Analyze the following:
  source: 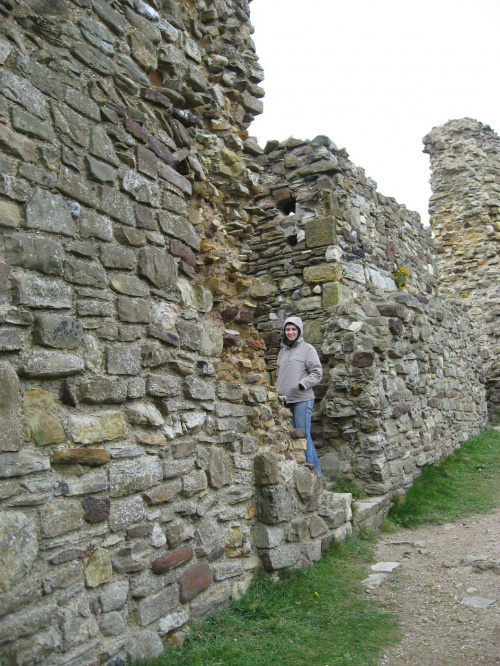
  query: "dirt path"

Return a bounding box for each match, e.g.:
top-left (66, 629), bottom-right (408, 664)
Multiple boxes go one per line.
top-left (369, 510), bottom-right (500, 665)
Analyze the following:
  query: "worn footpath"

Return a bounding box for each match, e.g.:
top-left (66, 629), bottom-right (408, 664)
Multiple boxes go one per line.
top-left (368, 509), bottom-right (500, 665)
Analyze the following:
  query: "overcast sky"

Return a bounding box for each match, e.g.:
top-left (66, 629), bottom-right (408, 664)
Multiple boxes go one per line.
top-left (249, 0), bottom-right (500, 224)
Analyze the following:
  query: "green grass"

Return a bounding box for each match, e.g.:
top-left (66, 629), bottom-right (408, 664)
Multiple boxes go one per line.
top-left (389, 428), bottom-right (500, 528)
top-left (134, 538), bottom-right (400, 666)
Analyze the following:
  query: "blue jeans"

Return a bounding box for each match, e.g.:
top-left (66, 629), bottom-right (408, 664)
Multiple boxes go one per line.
top-left (289, 399), bottom-right (321, 473)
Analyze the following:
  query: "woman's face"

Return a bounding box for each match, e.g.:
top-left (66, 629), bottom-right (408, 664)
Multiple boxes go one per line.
top-left (284, 324), bottom-right (300, 341)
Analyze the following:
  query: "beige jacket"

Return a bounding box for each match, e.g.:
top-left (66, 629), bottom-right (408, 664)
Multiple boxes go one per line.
top-left (276, 316), bottom-right (323, 404)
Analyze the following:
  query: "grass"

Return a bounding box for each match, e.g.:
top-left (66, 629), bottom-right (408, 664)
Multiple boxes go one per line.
top-left (389, 427), bottom-right (500, 528)
top-left (134, 538), bottom-right (400, 666)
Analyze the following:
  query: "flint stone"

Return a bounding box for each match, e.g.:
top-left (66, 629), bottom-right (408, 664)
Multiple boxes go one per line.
top-left (0, 451), bottom-right (50, 478)
top-left (82, 496), bottom-right (111, 523)
top-left (158, 163), bottom-right (192, 195)
top-left (111, 275), bottom-right (150, 297)
top-left (147, 373), bottom-right (182, 397)
top-left (0, 511), bottom-right (38, 592)
top-left (255, 452), bottom-right (280, 486)
top-left (69, 412), bottom-right (128, 444)
top-left (138, 246), bottom-right (178, 290)
top-left (136, 584), bottom-right (180, 626)
top-left (179, 561), bottom-right (211, 603)
top-left (34, 314), bottom-right (82, 349)
top-left (158, 611), bottom-right (189, 635)
top-left (19, 351), bottom-right (84, 378)
top-left (217, 382), bottom-right (243, 402)
top-left (352, 352), bottom-right (375, 368)
top-left (377, 304), bottom-right (406, 319)
top-left (158, 211), bottom-right (200, 251)
top-left (308, 515), bottom-right (329, 538)
top-left (366, 268), bottom-right (396, 292)
top-left (249, 276), bottom-right (277, 299)
top-left (126, 629), bottom-right (164, 660)
top-left (100, 580), bottom-right (129, 612)
top-left (78, 18), bottom-right (115, 55)
top-left (294, 466), bottom-right (316, 500)
top-left (25, 187), bottom-right (74, 236)
top-left (0, 578), bottom-right (41, 617)
top-left (208, 448), bottom-right (232, 489)
top-left (4, 233), bottom-right (63, 275)
top-left (39, 500), bottom-right (83, 538)
top-left (86, 155), bottom-right (117, 183)
top-left (11, 107), bottom-right (57, 144)
top-left (212, 562), bottom-right (244, 581)
top-left (122, 170), bottom-right (160, 207)
top-left (101, 245), bottom-right (136, 270)
top-left (109, 495), bottom-right (144, 532)
top-left (143, 479), bottom-right (182, 504)
top-left (152, 545), bottom-right (194, 574)
top-left (0, 71), bottom-right (48, 119)
top-left (0, 327), bottom-right (23, 352)
top-left (112, 540), bottom-right (153, 573)
top-left (118, 296), bottom-right (151, 323)
top-left (194, 518), bottom-right (227, 557)
top-left (182, 470), bottom-right (208, 496)
top-left (262, 544), bottom-right (302, 571)
top-left (190, 581), bottom-right (231, 619)
top-left (65, 257), bottom-right (107, 287)
top-left (258, 486), bottom-right (298, 525)
top-left (100, 185), bottom-right (135, 226)
top-left (23, 389), bottom-right (66, 446)
top-left (13, 275), bottom-right (72, 309)
top-left (60, 469), bottom-right (108, 496)
top-left (98, 608), bottom-right (128, 636)
top-left (252, 524), bottom-right (284, 549)
top-left (177, 277), bottom-right (213, 312)
top-left (109, 457), bottom-right (163, 497)
top-left (78, 376), bottom-right (128, 404)
top-left (107, 346), bottom-right (142, 375)
top-left (0, 603), bottom-right (56, 646)
top-left (0, 361), bottom-right (21, 452)
top-left (71, 41), bottom-right (114, 75)
top-left (176, 321), bottom-right (202, 351)
top-left (171, 440), bottom-right (196, 459)
top-left (85, 547), bottom-right (112, 587)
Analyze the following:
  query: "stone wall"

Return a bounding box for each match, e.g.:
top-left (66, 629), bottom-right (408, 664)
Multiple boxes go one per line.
top-left (0, 0), bottom-right (492, 663)
top-left (0, 0), bottom-right (353, 663)
top-left (244, 135), bottom-right (488, 490)
top-left (424, 118), bottom-right (500, 417)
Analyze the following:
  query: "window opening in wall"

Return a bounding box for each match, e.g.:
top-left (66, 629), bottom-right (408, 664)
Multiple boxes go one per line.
top-left (278, 197), bottom-right (296, 216)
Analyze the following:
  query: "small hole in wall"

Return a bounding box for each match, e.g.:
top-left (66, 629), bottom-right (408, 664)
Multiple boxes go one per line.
top-left (278, 198), bottom-right (296, 216)
top-left (287, 234), bottom-right (298, 247)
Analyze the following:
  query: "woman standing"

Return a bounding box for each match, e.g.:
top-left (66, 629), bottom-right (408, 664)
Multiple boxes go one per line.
top-left (276, 316), bottom-right (323, 473)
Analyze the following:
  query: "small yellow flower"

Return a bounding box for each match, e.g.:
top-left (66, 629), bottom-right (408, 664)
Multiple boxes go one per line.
top-left (393, 266), bottom-right (410, 290)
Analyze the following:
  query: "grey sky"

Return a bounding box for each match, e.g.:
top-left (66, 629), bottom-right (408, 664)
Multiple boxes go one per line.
top-left (249, 0), bottom-right (500, 224)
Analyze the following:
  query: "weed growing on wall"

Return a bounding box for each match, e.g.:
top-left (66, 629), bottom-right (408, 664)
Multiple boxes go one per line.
top-left (392, 266), bottom-right (410, 290)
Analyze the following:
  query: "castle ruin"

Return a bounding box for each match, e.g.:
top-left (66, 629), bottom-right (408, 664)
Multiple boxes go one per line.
top-left (0, 0), bottom-right (497, 663)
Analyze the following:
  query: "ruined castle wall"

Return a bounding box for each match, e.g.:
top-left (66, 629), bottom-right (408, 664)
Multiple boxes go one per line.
top-left (423, 118), bottom-right (500, 417)
top-left (244, 136), bottom-right (488, 492)
top-left (0, 1), bottom-right (352, 664)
